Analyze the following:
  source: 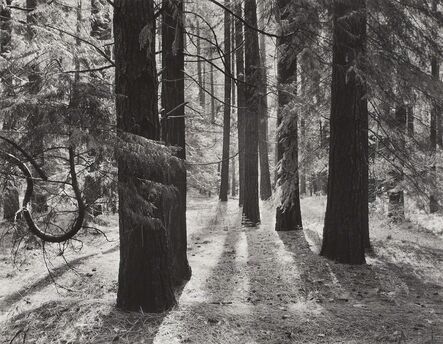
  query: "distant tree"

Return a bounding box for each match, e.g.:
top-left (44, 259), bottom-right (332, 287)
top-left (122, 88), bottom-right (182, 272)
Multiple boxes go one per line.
top-left (115, 0), bottom-right (176, 312)
top-left (243, 0), bottom-right (260, 224)
top-left (234, 1), bottom-right (246, 206)
top-left (275, 0), bottom-right (302, 232)
top-left (161, 0), bottom-right (191, 285)
top-left (257, 0), bottom-right (272, 201)
top-left (320, 0), bottom-right (367, 265)
top-left (219, 0), bottom-right (231, 202)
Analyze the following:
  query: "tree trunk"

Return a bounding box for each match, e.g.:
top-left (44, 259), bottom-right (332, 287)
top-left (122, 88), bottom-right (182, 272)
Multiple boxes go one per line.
top-left (275, 0), bottom-right (302, 232)
top-left (210, 48), bottom-right (216, 123)
top-left (219, 0), bottom-right (231, 202)
top-left (234, 1), bottom-right (246, 207)
top-left (231, 157), bottom-right (237, 197)
top-left (320, 0), bottom-right (367, 265)
top-left (161, 0), bottom-right (191, 285)
top-left (196, 20), bottom-right (205, 108)
top-left (257, 0), bottom-right (272, 201)
top-left (115, 0), bottom-right (175, 313)
top-left (242, 0), bottom-right (260, 225)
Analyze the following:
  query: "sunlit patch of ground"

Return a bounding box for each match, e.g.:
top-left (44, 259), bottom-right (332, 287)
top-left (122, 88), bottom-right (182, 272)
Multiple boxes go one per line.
top-left (1, 196), bottom-right (442, 343)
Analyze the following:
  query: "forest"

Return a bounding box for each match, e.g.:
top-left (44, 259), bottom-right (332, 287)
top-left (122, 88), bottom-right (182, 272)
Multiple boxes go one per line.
top-left (0, 0), bottom-right (442, 343)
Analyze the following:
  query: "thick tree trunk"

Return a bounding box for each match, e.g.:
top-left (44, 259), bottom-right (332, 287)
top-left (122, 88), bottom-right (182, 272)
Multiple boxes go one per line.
top-left (115, 0), bottom-right (175, 313)
top-left (257, 0), bottom-right (272, 201)
top-left (320, 0), bottom-right (367, 265)
top-left (219, 0), bottom-right (231, 202)
top-left (231, 157), bottom-right (237, 197)
top-left (161, 0), bottom-right (191, 285)
top-left (242, 0), bottom-right (260, 225)
top-left (275, 0), bottom-right (302, 232)
top-left (235, 2), bottom-right (246, 207)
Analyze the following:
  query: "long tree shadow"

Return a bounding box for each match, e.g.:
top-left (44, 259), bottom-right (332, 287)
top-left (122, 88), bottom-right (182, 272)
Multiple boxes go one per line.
top-left (277, 229), bottom-right (443, 343)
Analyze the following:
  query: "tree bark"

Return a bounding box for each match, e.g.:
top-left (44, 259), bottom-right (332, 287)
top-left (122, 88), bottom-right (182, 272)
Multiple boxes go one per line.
top-left (219, 0), bottom-right (231, 202)
top-left (161, 0), bottom-right (191, 285)
top-left (242, 0), bottom-right (260, 225)
top-left (257, 0), bottom-right (272, 201)
top-left (234, 1), bottom-right (246, 207)
top-left (115, 0), bottom-right (175, 312)
top-left (320, 0), bottom-right (368, 265)
top-left (275, 0), bottom-right (302, 232)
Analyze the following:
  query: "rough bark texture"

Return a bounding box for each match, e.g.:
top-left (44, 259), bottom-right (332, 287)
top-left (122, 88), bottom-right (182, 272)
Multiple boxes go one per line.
top-left (210, 47), bottom-right (216, 123)
top-left (320, 0), bottom-right (367, 265)
top-left (275, 0), bottom-right (302, 232)
top-left (219, 0), bottom-right (231, 202)
top-left (257, 0), bottom-right (272, 201)
top-left (235, 2), bottom-right (246, 207)
top-left (115, 0), bottom-right (175, 313)
top-left (161, 0), bottom-right (191, 285)
top-left (242, 0), bottom-right (260, 225)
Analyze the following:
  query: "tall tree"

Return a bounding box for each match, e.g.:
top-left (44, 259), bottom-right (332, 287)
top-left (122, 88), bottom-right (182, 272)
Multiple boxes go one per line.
top-left (196, 20), bottom-right (205, 108)
top-left (234, 1), bottom-right (246, 206)
top-left (320, 0), bottom-right (368, 265)
top-left (161, 0), bottom-right (191, 284)
top-left (275, 0), bottom-right (302, 232)
top-left (257, 0), bottom-right (272, 200)
top-left (242, 0), bottom-right (260, 224)
top-left (219, 0), bottom-right (231, 202)
top-left (115, 0), bottom-right (175, 312)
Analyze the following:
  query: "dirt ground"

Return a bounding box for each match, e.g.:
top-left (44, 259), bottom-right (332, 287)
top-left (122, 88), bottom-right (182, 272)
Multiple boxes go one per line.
top-left (0, 195), bottom-right (442, 343)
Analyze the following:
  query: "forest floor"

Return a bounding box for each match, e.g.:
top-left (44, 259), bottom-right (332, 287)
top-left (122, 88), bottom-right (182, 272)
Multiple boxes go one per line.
top-left (0, 195), bottom-right (442, 344)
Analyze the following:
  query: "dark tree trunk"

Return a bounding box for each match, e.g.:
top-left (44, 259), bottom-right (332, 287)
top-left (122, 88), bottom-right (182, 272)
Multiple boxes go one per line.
top-left (275, 0), bottom-right (302, 232)
top-left (242, 0), bottom-right (260, 225)
top-left (219, 0), bottom-right (231, 202)
top-left (115, 0), bottom-right (175, 313)
top-left (257, 0), bottom-right (272, 201)
top-left (234, 2), bottom-right (246, 207)
top-left (320, 0), bottom-right (367, 265)
top-left (161, 0), bottom-right (191, 285)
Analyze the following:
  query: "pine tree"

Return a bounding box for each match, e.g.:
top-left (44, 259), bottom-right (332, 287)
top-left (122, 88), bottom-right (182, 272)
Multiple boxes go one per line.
top-left (242, 0), bottom-right (260, 225)
top-left (320, 0), bottom-right (368, 265)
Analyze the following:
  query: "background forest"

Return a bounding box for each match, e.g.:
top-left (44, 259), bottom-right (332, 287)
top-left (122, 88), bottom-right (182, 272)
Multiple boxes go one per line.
top-left (0, 0), bottom-right (442, 343)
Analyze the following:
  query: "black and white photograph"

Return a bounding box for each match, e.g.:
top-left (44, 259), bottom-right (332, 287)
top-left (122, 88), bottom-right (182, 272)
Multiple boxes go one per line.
top-left (0, 0), bottom-right (442, 343)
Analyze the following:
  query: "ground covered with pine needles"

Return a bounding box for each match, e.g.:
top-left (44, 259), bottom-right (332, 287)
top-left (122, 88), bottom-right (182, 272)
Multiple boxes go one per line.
top-left (1, 195), bottom-right (442, 343)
